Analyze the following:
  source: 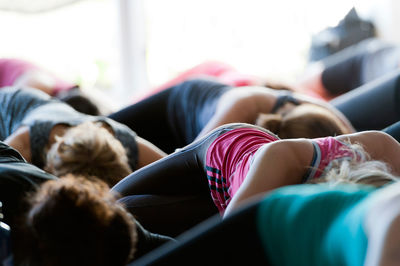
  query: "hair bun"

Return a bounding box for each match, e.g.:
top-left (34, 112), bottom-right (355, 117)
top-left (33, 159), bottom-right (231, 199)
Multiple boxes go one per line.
top-left (255, 113), bottom-right (282, 134)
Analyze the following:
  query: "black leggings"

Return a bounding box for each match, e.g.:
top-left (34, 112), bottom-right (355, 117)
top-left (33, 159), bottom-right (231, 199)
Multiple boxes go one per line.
top-left (109, 79), bottom-right (230, 154)
top-left (330, 70), bottom-right (400, 131)
top-left (383, 121), bottom-right (400, 143)
top-left (112, 124), bottom-right (243, 237)
top-left (108, 88), bottom-right (177, 154)
top-left (129, 200), bottom-right (268, 266)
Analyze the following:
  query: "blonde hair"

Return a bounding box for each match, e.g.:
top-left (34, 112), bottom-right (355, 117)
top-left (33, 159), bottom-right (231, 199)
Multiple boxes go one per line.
top-left (256, 104), bottom-right (351, 139)
top-left (309, 143), bottom-right (399, 188)
top-left (45, 121), bottom-right (132, 186)
top-left (20, 175), bottom-right (137, 266)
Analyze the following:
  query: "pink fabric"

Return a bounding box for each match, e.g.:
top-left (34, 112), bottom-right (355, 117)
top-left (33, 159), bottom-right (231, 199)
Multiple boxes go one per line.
top-left (307, 137), bottom-right (357, 180)
top-left (0, 58), bottom-right (75, 96)
top-left (206, 130), bottom-right (359, 214)
top-left (206, 127), bottom-right (279, 214)
top-left (0, 58), bottom-right (35, 86)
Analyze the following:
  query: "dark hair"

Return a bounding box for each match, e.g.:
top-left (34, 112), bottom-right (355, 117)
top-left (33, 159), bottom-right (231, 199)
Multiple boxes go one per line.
top-left (17, 175), bottom-right (137, 266)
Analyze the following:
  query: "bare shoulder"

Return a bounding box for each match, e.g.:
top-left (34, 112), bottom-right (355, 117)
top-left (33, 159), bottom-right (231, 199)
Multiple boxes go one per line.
top-left (223, 138), bottom-right (315, 216)
top-left (336, 131), bottom-right (400, 157)
top-left (221, 86), bottom-right (279, 112)
top-left (255, 138), bottom-right (315, 166)
top-left (336, 130), bottom-right (393, 143)
top-left (254, 139), bottom-right (314, 177)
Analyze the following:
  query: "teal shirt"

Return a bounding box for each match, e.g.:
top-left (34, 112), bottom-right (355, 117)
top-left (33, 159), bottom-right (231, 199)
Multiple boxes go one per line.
top-left (257, 184), bottom-right (376, 266)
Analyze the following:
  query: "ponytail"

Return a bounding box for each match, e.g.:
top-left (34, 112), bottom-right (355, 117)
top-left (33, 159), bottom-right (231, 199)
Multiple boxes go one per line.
top-left (255, 113), bottom-right (283, 135)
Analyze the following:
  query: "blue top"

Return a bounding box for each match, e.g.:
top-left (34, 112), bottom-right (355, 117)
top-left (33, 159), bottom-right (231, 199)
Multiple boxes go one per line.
top-left (0, 87), bottom-right (138, 169)
top-left (257, 184), bottom-right (376, 266)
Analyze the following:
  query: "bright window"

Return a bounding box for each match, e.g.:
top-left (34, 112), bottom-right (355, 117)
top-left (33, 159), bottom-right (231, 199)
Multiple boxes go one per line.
top-left (0, 0), bottom-right (362, 108)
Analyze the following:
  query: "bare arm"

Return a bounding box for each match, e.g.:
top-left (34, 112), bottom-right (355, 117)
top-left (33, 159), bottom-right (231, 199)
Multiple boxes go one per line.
top-left (336, 131), bottom-right (400, 175)
top-left (135, 136), bottom-right (167, 169)
top-left (3, 126), bottom-right (32, 162)
top-left (196, 86), bottom-right (279, 139)
top-left (223, 139), bottom-right (314, 217)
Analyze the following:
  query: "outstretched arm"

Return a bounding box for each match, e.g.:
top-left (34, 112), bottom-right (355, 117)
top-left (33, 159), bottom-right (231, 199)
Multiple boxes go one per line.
top-left (224, 139), bottom-right (314, 217)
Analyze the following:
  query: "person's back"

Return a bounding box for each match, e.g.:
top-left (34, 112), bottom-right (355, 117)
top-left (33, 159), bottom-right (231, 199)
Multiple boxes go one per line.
top-left (1, 87), bottom-right (140, 186)
top-left (0, 86), bottom-right (55, 140)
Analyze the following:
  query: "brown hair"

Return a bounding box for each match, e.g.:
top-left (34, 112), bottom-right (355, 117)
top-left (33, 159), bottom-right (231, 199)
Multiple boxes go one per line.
top-left (44, 121), bottom-right (132, 186)
top-left (255, 103), bottom-right (351, 139)
top-left (18, 175), bottom-right (137, 266)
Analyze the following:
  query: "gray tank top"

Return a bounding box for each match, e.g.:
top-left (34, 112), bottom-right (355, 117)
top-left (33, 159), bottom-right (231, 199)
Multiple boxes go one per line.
top-left (0, 87), bottom-right (138, 170)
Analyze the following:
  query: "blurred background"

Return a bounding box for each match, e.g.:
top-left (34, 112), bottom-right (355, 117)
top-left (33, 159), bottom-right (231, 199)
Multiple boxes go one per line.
top-left (0, 0), bottom-right (396, 109)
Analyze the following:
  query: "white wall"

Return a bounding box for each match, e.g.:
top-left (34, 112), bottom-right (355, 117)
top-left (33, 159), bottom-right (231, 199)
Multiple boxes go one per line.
top-left (115, 0), bottom-right (148, 105)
